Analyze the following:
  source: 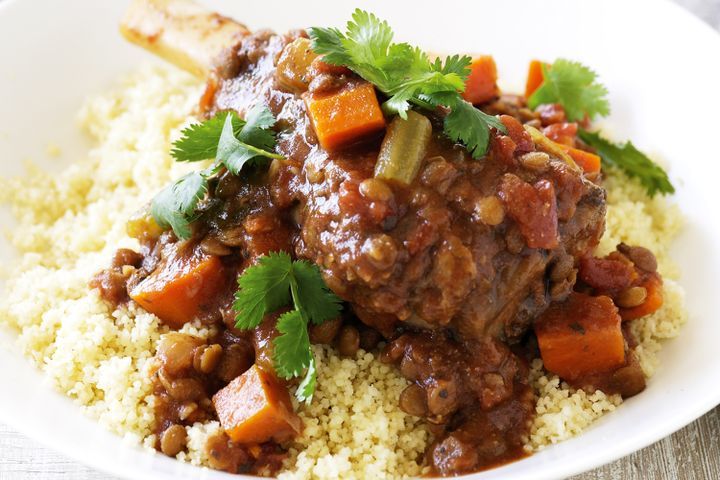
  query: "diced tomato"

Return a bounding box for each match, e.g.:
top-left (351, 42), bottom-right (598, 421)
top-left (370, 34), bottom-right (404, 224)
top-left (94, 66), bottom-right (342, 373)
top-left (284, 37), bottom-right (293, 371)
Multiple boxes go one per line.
top-left (498, 174), bottom-right (558, 249)
top-left (579, 255), bottom-right (636, 291)
top-left (543, 122), bottom-right (578, 147)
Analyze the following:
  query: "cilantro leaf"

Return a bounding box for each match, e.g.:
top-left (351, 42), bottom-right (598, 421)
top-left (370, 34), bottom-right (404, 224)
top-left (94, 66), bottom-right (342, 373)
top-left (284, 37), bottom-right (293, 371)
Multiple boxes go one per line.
top-left (578, 130), bottom-right (675, 196)
top-left (150, 171), bottom-right (209, 240)
top-left (528, 59), bottom-right (610, 122)
top-left (305, 26), bottom-right (351, 66)
top-left (296, 355), bottom-right (317, 404)
top-left (308, 9), bottom-right (504, 159)
top-left (153, 107), bottom-right (283, 239)
top-left (217, 110), bottom-right (283, 175)
top-left (443, 99), bottom-right (506, 158)
top-left (291, 260), bottom-right (343, 325)
top-left (273, 309), bottom-right (312, 379)
top-left (237, 105), bottom-right (278, 152)
top-left (433, 54), bottom-right (472, 80)
top-left (232, 252), bottom-right (342, 402)
top-left (171, 112), bottom-right (241, 162)
top-left (233, 252), bottom-right (293, 329)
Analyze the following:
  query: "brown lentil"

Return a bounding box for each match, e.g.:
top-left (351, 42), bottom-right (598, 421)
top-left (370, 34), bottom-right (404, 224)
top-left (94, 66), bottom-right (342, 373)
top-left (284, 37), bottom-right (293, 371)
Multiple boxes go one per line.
top-left (337, 325), bottom-right (360, 357)
top-left (309, 317), bottom-right (342, 345)
top-left (194, 344), bottom-right (223, 374)
top-left (618, 243), bottom-right (658, 273)
top-left (519, 151), bottom-right (551, 171)
top-left (359, 178), bottom-right (394, 203)
top-left (616, 286), bottom-right (648, 308)
top-left (475, 196), bottom-right (505, 226)
top-left (160, 424), bottom-right (188, 457)
top-left (399, 383), bottom-right (428, 416)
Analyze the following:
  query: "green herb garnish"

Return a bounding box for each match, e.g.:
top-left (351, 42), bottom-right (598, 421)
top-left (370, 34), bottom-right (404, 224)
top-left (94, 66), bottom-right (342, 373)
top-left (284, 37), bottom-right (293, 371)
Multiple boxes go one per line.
top-left (233, 252), bottom-right (342, 402)
top-left (527, 59), bottom-right (673, 195)
top-left (578, 130), bottom-right (675, 196)
top-left (527, 59), bottom-right (610, 122)
top-left (152, 106), bottom-right (282, 239)
top-left (308, 9), bottom-right (506, 158)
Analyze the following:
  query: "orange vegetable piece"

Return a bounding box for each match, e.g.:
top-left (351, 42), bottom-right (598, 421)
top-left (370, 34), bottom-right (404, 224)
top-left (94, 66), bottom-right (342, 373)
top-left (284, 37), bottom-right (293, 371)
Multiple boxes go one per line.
top-left (542, 130), bottom-right (602, 174)
top-left (304, 82), bottom-right (386, 151)
top-left (535, 292), bottom-right (626, 380)
top-left (129, 247), bottom-right (226, 329)
top-left (620, 274), bottom-right (664, 321)
top-left (566, 146), bottom-right (601, 173)
top-left (213, 365), bottom-right (302, 444)
top-left (462, 55), bottom-right (499, 105)
top-left (525, 59), bottom-right (547, 99)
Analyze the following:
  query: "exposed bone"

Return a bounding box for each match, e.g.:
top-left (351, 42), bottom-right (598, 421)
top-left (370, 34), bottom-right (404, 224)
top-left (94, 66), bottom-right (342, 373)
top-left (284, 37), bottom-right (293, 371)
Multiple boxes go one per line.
top-left (120, 0), bottom-right (249, 78)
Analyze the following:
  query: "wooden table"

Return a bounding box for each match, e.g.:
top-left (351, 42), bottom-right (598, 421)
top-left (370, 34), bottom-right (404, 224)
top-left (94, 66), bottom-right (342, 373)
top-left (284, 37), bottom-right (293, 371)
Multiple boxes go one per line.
top-left (2, 0), bottom-right (720, 478)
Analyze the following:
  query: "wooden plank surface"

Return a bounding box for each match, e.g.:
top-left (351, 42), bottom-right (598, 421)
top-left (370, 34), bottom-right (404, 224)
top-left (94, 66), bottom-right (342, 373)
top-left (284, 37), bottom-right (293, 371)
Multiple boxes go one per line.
top-left (2, 0), bottom-right (720, 479)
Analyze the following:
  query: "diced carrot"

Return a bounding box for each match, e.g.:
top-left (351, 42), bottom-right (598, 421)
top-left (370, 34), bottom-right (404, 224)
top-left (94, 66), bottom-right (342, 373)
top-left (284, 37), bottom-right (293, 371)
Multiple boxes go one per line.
top-left (525, 59), bottom-right (547, 99)
top-left (129, 247), bottom-right (226, 329)
top-left (212, 365), bottom-right (302, 444)
top-left (566, 146), bottom-right (601, 174)
top-left (542, 133), bottom-right (602, 174)
top-left (462, 55), bottom-right (499, 105)
top-left (535, 292), bottom-right (626, 380)
top-left (304, 82), bottom-right (386, 151)
top-left (620, 274), bottom-right (664, 321)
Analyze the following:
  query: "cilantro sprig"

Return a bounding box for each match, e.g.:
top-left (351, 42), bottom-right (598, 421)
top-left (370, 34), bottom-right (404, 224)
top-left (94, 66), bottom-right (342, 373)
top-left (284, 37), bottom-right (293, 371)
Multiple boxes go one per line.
top-left (527, 59), bottom-right (610, 122)
top-left (233, 252), bottom-right (342, 402)
top-left (308, 9), bottom-right (506, 158)
top-left (527, 58), bottom-right (673, 196)
top-left (152, 106), bottom-right (283, 239)
top-left (578, 130), bottom-right (675, 196)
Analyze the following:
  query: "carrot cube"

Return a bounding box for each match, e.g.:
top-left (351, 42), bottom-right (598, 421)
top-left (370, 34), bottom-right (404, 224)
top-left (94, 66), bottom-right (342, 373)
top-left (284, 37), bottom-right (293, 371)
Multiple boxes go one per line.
top-left (525, 59), bottom-right (547, 99)
top-left (304, 82), bottom-right (386, 151)
top-left (566, 146), bottom-right (601, 174)
top-left (535, 293), bottom-right (626, 380)
top-left (462, 55), bottom-right (499, 105)
top-left (212, 365), bottom-right (302, 444)
top-left (129, 248), bottom-right (226, 329)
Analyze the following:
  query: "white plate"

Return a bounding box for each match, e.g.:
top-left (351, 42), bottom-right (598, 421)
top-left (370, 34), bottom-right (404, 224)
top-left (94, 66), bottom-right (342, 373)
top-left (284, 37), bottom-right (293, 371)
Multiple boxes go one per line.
top-left (1, 0), bottom-right (720, 479)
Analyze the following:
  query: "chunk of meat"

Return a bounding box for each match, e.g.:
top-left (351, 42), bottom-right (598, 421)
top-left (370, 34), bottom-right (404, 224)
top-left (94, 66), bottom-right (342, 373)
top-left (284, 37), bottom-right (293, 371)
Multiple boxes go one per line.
top-left (212, 365), bottom-right (302, 444)
top-left (200, 29), bottom-right (607, 344)
top-left (129, 245), bottom-right (227, 329)
top-left (535, 292), bottom-right (625, 380)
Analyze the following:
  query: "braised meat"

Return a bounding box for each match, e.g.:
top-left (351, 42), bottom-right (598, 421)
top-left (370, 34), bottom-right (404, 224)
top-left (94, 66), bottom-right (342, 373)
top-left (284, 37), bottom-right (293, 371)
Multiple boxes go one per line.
top-left (203, 30), bottom-right (606, 342)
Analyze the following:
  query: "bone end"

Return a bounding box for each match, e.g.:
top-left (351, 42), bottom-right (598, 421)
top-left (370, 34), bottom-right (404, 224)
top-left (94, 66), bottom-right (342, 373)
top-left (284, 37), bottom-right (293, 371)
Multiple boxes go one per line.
top-left (120, 0), bottom-right (249, 78)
